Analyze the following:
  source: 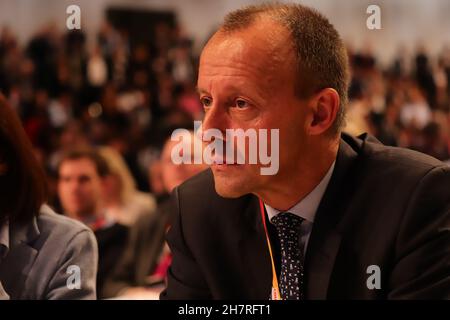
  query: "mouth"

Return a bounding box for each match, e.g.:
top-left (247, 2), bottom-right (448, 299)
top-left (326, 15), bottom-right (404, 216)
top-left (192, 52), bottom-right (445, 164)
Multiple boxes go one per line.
top-left (211, 161), bottom-right (242, 173)
top-left (210, 149), bottom-right (243, 166)
top-left (210, 155), bottom-right (240, 169)
top-left (212, 163), bottom-right (239, 167)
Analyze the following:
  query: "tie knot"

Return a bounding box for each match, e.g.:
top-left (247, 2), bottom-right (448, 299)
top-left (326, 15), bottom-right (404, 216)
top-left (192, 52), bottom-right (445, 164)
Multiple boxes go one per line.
top-left (271, 212), bottom-right (304, 230)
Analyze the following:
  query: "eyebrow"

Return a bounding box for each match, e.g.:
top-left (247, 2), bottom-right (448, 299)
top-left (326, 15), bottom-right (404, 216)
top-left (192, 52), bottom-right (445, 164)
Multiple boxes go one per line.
top-left (196, 86), bottom-right (208, 95)
top-left (195, 85), bottom-right (265, 104)
top-left (196, 86), bottom-right (242, 96)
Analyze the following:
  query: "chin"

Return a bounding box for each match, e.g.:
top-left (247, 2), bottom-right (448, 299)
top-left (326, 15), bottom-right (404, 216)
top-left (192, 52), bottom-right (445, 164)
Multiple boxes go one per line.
top-left (212, 174), bottom-right (252, 198)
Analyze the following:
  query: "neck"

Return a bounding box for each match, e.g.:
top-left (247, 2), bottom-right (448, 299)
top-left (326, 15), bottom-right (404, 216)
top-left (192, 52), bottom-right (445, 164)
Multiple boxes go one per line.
top-left (256, 139), bottom-right (338, 211)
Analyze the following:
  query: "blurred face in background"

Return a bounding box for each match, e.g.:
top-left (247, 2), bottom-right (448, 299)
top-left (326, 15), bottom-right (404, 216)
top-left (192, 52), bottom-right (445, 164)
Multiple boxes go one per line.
top-left (58, 158), bottom-right (103, 219)
top-left (161, 133), bottom-right (208, 193)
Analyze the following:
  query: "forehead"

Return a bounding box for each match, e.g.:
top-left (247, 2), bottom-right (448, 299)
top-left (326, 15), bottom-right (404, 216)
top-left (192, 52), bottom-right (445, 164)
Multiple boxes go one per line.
top-left (60, 158), bottom-right (98, 176)
top-left (199, 20), bottom-right (295, 85)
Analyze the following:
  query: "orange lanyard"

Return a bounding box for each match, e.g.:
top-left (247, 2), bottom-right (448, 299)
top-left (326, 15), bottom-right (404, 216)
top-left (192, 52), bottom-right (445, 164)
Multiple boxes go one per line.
top-left (259, 198), bottom-right (281, 300)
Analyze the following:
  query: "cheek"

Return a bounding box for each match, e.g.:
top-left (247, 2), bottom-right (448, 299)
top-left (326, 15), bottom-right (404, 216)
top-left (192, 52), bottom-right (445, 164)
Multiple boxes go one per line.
top-left (91, 184), bottom-right (103, 197)
top-left (109, 179), bottom-right (122, 193)
top-left (74, 183), bottom-right (95, 199)
top-left (277, 115), bottom-right (307, 163)
top-left (57, 184), bottom-right (67, 198)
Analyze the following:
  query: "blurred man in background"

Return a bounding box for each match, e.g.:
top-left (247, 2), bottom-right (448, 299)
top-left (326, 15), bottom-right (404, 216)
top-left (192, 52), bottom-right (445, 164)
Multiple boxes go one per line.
top-left (57, 149), bottom-right (128, 298)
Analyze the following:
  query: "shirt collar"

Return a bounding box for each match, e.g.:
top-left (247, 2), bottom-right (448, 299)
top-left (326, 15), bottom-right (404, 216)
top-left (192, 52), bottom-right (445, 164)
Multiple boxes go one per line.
top-left (264, 161), bottom-right (335, 223)
top-left (0, 220), bottom-right (10, 259)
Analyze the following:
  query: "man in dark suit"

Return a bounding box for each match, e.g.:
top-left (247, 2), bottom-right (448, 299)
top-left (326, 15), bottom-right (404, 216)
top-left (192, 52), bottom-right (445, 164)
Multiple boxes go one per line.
top-left (161, 3), bottom-right (450, 300)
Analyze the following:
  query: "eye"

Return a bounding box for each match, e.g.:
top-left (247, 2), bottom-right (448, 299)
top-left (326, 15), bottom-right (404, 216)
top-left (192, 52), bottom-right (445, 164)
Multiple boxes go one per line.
top-left (235, 99), bottom-right (249, 109)
top-left (200, 97), bottom-right (212, 108)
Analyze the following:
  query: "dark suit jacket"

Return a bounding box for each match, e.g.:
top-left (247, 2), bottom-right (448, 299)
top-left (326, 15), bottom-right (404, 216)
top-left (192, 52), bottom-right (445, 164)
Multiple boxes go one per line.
top-left (102, 199), bottom-right (172, 298)
top-left (94, 222), bottom-right (128, 299)
top-left (160, 133), bottom-right (450, 300)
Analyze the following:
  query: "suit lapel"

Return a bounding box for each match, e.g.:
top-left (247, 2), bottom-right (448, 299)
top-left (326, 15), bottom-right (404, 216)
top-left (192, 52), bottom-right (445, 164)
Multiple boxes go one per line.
top-left (304, 136), bottom-right (361, 299)
top-left (237, 196), bottom-right (272, 299)
top-left (0, 217), bottom-right (40, 299)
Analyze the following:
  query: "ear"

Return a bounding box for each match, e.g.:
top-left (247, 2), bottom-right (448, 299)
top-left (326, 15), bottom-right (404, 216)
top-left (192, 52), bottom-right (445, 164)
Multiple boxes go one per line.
top-left (306, 88), bottom-right (340, 135)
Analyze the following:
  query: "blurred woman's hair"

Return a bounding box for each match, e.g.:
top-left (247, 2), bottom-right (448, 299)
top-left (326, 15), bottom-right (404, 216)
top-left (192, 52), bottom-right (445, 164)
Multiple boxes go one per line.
top-left (0, 94), bottom-right (48, 223)
top-left (98, 146), bottom-right (136, 203)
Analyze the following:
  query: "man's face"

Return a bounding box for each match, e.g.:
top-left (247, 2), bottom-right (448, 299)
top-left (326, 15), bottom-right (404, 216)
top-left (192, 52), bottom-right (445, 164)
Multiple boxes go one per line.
top-left (58, 158), bottom-right (103, 218)
top-left (197, 21), bottom-right (310, 198)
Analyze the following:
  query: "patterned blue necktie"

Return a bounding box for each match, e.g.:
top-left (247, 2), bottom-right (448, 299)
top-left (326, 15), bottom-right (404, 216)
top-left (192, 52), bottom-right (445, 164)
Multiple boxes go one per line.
top-left (271, 212), bottom-right (305, 300)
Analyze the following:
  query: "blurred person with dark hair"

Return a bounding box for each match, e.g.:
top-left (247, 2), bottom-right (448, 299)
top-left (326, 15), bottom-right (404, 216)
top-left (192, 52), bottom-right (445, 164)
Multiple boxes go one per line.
top-left (415, 51), bottom-right (437, 109)
top-left (0, 94), bottom-right (97, 300)
top-left (144, 115), bottom-right (196, 199)
top-left (22, 88), bottom-right (53, 152)
top-left (46, 120), bottom-right (90, 203)
top-left (63, 29), bottom-right (87, 93)
top-left (57, 148), bottom-right (128, 299)
top-left (103, 131), bottom-right (207, 299)
top-left (26, 24), bottom-right (59, 96)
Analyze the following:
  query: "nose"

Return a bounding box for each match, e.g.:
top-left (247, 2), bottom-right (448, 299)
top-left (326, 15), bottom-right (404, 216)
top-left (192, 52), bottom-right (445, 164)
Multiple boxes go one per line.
top-left (201, 104), bottom-right (228, 141)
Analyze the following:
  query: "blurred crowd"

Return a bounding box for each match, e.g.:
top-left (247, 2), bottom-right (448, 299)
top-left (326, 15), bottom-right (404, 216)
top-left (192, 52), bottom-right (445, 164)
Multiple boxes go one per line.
top-left (345, 46), bottom-right (450, 162)
top-left (0, 17), bottom-right (449, 298)
top-left (0, 20), bottom-right (203, 299)
top-left (0, 20), bottom-right (202, 196)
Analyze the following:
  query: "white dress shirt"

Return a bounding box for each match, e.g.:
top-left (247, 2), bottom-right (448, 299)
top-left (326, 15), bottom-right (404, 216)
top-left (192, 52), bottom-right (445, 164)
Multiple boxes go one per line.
top-left (264, 161), bottom-right (335, 255)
